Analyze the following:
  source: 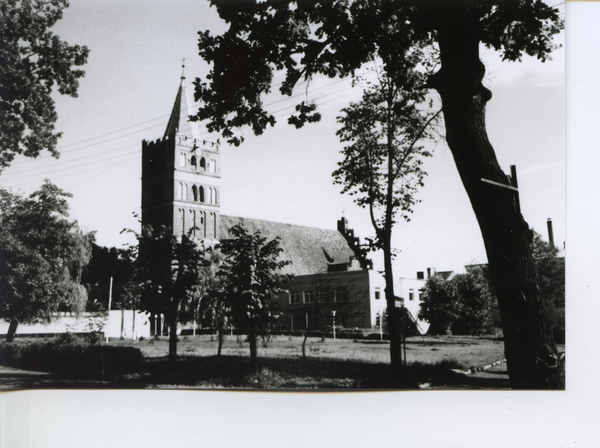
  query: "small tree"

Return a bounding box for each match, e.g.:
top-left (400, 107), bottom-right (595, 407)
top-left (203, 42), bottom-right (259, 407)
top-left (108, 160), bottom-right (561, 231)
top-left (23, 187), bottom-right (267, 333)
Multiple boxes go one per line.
top-left (218, 225), bottom-right (290, 365)
top-left (0, 180), bottom-right (93, 341)
top-left (419, 272), bottom-right (494, 336)
top-left (0, 0), bottom-right (90, 171)
top-left (333, 62), bottom-right (437, 369)
top-left (125, 224), bottom-right (213, 363)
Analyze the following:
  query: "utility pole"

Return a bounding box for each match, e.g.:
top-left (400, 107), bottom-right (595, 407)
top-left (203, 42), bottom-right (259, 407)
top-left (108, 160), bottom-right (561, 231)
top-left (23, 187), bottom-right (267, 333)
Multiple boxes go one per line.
top-left (106, 277), bottom-right (113, 344)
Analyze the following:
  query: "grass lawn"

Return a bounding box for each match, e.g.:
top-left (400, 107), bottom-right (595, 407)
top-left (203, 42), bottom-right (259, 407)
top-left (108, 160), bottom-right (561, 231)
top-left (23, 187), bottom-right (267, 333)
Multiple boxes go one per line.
top-left (120, 334), bottom-right (507, 367)
top-left (103, 334), bottom-right (510, 389)
top-left (3, 333), bottom-right (563, 389)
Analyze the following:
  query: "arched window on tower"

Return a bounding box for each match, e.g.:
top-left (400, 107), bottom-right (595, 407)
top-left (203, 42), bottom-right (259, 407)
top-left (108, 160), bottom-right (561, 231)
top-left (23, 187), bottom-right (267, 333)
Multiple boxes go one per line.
top-left (209, 187), bottom-right (214, 204)
top-left (210, 158), bottom-right (217, 173)
top-left (200, 157), bottom-right (206, 170)
top-left (213, 188), bottom-right (218, 204)
top-left (199, 186), bottom-right (205, 202)
top-left (191, 156), bottom-right (197, 169)
top-left (183, 184), bottom-right (188, 201)
top-left (179, 152), bottom-right (186, 167)
top-left (178, 182), bottom-right (183, 200)
top-left (192, 185), bottom-right (198, 202)
top-left (179, 208), bottom-right (185, 235)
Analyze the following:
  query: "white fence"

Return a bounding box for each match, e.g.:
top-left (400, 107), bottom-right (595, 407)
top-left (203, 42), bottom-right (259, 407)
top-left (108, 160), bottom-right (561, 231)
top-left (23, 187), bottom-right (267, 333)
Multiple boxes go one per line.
top-left (0, 310), bottom-right (151, 340)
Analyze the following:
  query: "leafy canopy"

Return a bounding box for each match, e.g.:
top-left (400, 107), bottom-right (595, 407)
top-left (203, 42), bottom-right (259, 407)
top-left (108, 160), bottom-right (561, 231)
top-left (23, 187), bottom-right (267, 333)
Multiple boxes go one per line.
top-left (531, 230), bottom-right (564, 308)
top-left (0, 180), bottom-right (93, 324)
top-left (0, 0), bottom-right (90, 171)
top-left (124, 223), bottom-right (213, 319)
top-left (333, 59), bottom-right (437, 251)
top-left (193, 0), bottom-right (562, 145)
top-left (418, 272), bottom-right (494, 336)
top-left (218, 225), bottom-right (290, 335)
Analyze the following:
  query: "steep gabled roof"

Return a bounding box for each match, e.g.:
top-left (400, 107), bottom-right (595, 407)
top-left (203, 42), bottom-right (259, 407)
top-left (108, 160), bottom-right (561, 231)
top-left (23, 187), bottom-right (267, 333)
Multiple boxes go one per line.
top-left (219, 215), bottom-right (358, 276)
top-left (163, 67), bottom-right (200, 140)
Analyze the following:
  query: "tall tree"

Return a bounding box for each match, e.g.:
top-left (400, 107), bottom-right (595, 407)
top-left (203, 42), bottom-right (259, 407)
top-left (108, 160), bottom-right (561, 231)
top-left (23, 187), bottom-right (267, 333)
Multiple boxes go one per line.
top-left (0, 0), bottom-right (89, 172)
top-left (126, 224), bottom-right (213, 363)
top-left (193, 0), bottom-right (564, 388)
top-left (218, 225), bottom-right (290, 365)
top-left (333, 62), bottom-right (437, 368)
top-left (0, 180), bottom-right (93, 341)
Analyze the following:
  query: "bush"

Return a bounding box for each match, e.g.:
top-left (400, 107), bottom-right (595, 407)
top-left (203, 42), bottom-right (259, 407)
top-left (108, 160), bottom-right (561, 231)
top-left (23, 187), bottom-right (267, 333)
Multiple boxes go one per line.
top-left (0, 333), bottom-right (144, 380)
top-left (419, 273), bottom-right (494, 336)
top-left (244, 367), bottom-right (284, 389)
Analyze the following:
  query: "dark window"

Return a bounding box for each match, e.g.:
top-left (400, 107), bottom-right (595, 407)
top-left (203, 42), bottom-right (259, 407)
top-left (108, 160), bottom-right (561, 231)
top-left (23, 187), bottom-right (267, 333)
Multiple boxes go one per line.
top-left (334, 290), bottom-right (346, 303)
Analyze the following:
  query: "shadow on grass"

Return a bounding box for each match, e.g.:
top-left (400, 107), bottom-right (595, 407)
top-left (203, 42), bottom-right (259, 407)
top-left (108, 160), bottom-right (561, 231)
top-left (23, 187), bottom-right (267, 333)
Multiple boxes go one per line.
top-left (109, 355), bottom-right (508, 390)
top-left (0, 354), bottom-right (511, 390)
top-left (110, 355), bottom-right (425, 390)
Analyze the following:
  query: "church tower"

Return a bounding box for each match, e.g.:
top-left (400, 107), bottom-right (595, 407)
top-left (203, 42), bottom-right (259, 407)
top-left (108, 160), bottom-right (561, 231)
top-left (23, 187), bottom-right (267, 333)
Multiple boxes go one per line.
top-left (141, 65), bottom-right (221, 242)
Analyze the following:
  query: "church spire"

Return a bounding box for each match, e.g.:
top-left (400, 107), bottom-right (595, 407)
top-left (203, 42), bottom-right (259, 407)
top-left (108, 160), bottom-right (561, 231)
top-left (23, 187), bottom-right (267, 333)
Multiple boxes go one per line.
top-left (163, 59), bottom-right (200, 140)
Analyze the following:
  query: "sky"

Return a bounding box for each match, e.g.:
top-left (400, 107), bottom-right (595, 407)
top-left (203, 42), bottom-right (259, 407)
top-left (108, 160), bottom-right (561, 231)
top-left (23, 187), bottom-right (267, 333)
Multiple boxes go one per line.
top-left (0, 0), bottom-right (566, 278)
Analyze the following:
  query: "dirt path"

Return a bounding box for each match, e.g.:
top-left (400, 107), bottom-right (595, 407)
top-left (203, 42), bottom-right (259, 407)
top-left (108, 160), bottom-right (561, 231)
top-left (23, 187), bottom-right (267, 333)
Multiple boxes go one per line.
top-left (427, 363), bottom-right (511, 390)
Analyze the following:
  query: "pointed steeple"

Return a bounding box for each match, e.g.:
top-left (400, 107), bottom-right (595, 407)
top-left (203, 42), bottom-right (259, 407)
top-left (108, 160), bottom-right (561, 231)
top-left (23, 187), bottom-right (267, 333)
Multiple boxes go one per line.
top-left (163, 60), bottom-right (201, 140)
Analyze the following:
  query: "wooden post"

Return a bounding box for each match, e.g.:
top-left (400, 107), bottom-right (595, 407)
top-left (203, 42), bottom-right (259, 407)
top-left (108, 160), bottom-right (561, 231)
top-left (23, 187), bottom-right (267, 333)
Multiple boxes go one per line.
top-left (510, 165), bottom-right (521, 215)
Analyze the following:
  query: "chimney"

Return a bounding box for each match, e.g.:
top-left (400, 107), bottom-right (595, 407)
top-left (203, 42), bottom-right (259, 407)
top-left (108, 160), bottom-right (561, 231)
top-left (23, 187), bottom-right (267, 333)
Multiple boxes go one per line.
top-left (427, 268), bottom-right (436, 278)
top-left (547, 218), bottom-right (555, 248)
top-left (337, 217), bottom-right (347, 234)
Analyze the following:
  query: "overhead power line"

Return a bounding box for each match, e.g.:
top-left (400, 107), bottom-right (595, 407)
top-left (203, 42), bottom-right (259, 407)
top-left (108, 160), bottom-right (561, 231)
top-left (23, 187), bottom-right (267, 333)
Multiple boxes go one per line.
top-left (1, 79), bottom-right (359, 181)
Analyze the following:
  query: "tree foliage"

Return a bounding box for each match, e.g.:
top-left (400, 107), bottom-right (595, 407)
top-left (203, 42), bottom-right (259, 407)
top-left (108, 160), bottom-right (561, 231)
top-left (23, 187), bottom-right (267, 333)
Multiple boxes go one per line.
top-left (125, 223), bottom-right (213, 362)
top-left (531, 231), bottom-right (564, 308)
top-left (0, 0), bottom-right (90, 171)
top-left (418, 272), bottom-right (494, 336)
top-left (0, 180), bottom-right (93, 341)
top-left (82, 243), bottom-right (137, 312)
top-left (193, 0), bottom-right (561, 145)
top-left (218, 225), bottom-right (290, 363)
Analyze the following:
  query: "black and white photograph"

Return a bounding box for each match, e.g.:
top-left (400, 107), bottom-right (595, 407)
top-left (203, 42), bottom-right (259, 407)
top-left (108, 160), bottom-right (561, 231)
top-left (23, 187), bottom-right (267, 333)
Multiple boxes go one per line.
top-left (1, 0), bottom-right (568, 395)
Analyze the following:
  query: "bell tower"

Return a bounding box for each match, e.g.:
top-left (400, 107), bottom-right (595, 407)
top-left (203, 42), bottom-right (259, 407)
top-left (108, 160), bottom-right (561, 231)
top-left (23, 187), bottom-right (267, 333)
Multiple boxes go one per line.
top-left (141, 63), bottom-right (221, 242)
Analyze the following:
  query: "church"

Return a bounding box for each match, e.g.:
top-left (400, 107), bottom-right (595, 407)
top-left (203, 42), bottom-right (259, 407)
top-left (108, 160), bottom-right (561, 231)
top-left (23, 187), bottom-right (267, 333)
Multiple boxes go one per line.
top-left (141, 70), bottom-right (420, 334)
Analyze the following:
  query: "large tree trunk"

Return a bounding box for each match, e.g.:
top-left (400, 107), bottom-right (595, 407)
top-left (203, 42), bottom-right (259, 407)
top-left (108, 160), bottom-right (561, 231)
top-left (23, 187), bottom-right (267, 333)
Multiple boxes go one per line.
top-left (430, 9), bottom-right (563, 389)
top-left (6, 318), bottom-right (18, 343)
